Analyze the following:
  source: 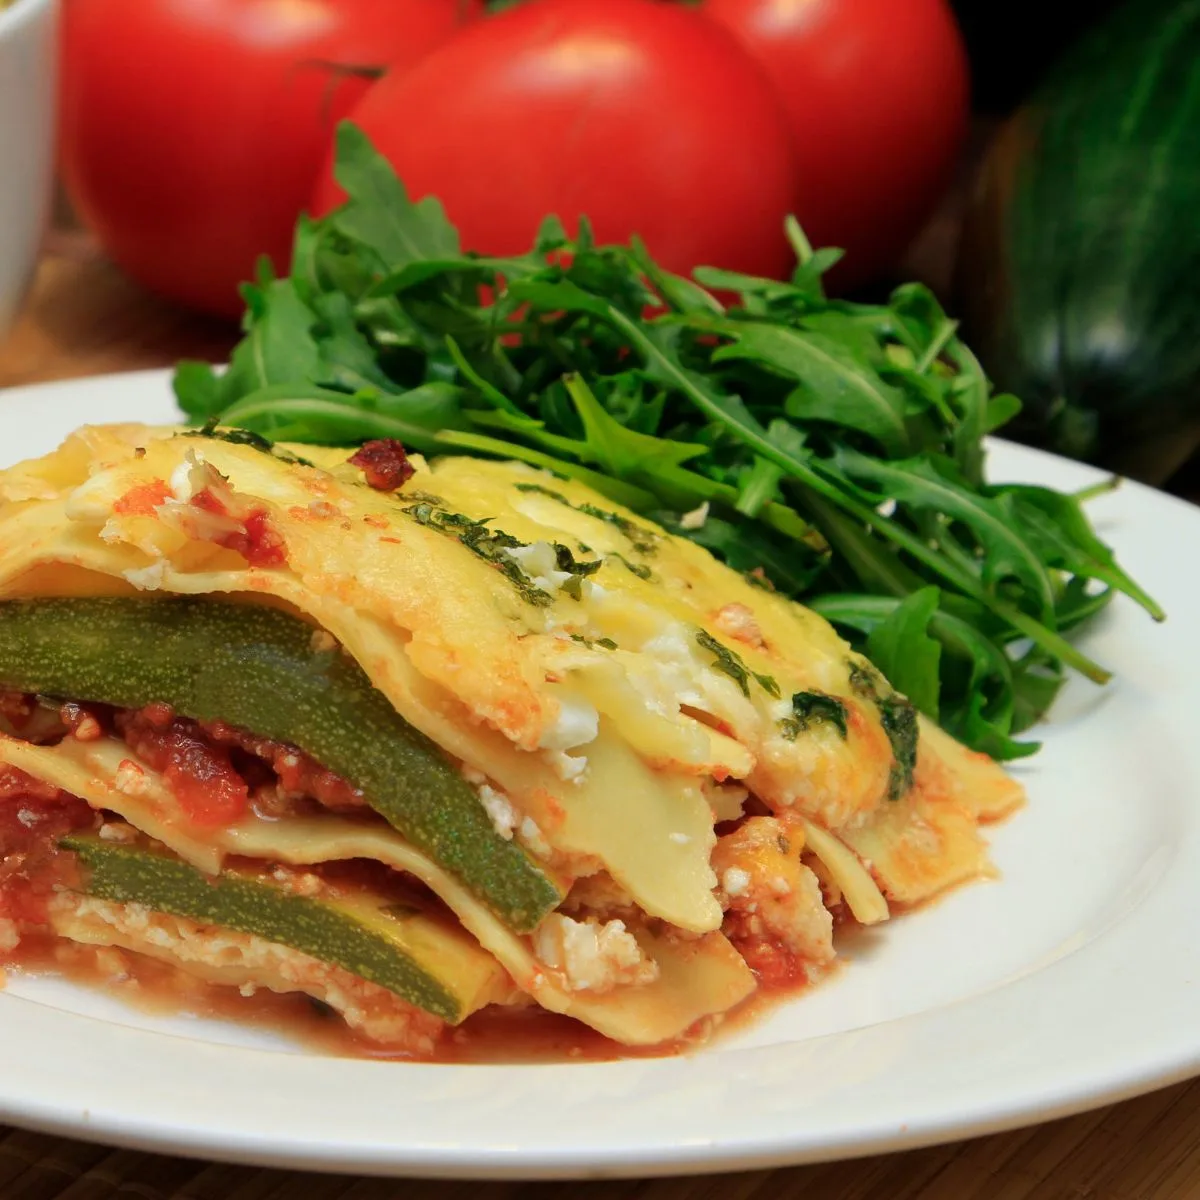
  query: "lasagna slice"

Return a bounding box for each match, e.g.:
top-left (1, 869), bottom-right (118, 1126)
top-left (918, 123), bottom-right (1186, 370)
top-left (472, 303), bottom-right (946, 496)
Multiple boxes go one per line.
top-left (0, 424), bottom-right (1023, 1056)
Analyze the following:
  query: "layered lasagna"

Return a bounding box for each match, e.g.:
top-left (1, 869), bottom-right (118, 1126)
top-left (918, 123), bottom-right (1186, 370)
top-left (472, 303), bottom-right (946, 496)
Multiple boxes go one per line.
top-left (0, 424), bottom-right (1023, 1055)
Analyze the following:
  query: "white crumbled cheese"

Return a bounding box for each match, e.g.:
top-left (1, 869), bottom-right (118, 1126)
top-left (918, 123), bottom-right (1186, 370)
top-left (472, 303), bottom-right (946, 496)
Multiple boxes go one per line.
top-left (239, 981), bottom-right (259, 998)
top-left (478, 784), bottom-right (519, 840)
top-left (114, 759), bottom-right (150, 798)
top-left (642, 625), bottom-right (696, 666)
top-left (770, 875), bottom-right (793, 897)
top-left (669, 832), bottom-right (691, 845)
top-left (271, 867), bottom-right (323, 897)
top-left (98, 518), bottom-right (125, 545)
top-left (0, 919), bottom-right (20, 953)
top-left (169, 450), bottom-right (208, 503)
top-left (518, 816), bottom-right (553, 859)
top-left (636, 628), bottom-right (707, 710)
top-left (98, 823), bottom-right (137, 843)
top-left (547, 750), bottom-right (588, 783)
top-left (722, 867), bottom-right (751, 897)
top-left (461, 764), bottom-right (486, 787)
top-left (70, 714), bottom-right (102, 742)
top-left (168, 448), bottom-right (237, 511)
top-left (64, 469), bottom-right (121, 523)
top-left (122, 562), bottom-right (168, 591)
top-left (532, 914), bottom-right (659, 992)
top-left (502, 541), bottom-right (575, 595)
top-left (537, 694), bottom-right (599, 752)
top-left (679, 501), bottom-right (710, 530)
top-left (16, 808), bottom-right (38, 829)
top-left (309, 630), bottom-right (337, 654)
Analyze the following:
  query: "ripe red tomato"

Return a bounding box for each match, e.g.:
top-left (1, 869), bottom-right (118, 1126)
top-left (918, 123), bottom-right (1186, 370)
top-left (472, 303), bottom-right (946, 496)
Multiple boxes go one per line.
top-left (701, 0), bottom-right (969, 289)
top-left (313, 0), bottom-right (800, 282)
top-left (60, 0), bottom-right (481, 319)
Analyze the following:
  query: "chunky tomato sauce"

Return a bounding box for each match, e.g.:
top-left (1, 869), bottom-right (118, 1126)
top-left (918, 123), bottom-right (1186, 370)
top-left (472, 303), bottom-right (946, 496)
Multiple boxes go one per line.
top-left (0, 768), bottom-right (94, 928)
top-left (348, 439), bottom-right (415, 492)
top-left (201, 720), bottom-right (365, 814)
top-left (111, 704), bottom-right (365, 826)
top-left (192, 487), bottom-right (288, 567)
top-left (0, 690), bottom-right (364, 831)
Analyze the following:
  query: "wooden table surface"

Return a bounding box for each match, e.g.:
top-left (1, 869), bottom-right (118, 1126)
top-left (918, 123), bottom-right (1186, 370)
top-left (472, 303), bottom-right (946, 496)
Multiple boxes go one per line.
top-left (0, 237), bottom-right (1198, 1200)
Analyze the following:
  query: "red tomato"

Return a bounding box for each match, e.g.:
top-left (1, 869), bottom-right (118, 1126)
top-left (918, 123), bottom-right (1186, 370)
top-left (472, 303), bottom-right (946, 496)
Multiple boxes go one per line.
top-left (701, 0), bottom-right (969, 289)
top-left (60, 0), bottom-right (481, 318)
top-left (313, 0), bottom-right (800, 282)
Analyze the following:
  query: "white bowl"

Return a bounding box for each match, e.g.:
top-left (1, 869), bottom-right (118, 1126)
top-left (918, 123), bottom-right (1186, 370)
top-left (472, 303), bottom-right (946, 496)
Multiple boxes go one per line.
top-left (0, 0), bottom-right (58, 337)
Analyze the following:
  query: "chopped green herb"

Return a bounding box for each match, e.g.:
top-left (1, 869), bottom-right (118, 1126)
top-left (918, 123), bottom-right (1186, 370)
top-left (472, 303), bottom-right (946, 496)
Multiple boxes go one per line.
top-left (846, 657), bottom-right (918, 799)
top-left (610, 553), bottom-right (654, 582)
top-left (779, 691), bottom-right (848, 740)
top-left (879, 695), bottom-right (919, 801)
top-left (515, 483), bottom-right (659, 555)
top-left (848, 660), bottom-right (882, 698)
top-left (402, 502), bottom-right (553, 607)
top-left (568, 633), bottom-right (618, 650)
top-left (695, 629), bottom-right (780, 699)
top-left (180, 421), bottom-right (314, 468)
top-left (552, 544), bottom-right (603, 577)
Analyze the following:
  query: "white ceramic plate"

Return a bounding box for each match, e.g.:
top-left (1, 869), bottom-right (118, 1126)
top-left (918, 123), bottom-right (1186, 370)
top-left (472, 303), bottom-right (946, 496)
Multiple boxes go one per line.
top-left (0, 369), bottom-right (1197, 1180)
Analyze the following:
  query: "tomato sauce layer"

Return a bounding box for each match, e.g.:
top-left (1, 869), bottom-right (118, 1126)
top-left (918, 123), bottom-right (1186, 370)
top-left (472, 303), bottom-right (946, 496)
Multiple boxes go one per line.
top-left (113, 704), bottom-right (364, 826)
top-left (0, 767), bottom-right (95, 928)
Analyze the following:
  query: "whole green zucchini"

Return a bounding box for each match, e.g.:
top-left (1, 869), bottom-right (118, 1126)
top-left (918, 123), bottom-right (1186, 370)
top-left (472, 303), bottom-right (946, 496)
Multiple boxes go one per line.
top-left (957, 0), bottom-right (1200, 484)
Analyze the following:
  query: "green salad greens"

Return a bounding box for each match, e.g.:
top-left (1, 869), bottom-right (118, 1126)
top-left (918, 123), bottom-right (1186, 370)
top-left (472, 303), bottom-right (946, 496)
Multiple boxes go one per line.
top-left (175, 122), bottom-right (1163, 762)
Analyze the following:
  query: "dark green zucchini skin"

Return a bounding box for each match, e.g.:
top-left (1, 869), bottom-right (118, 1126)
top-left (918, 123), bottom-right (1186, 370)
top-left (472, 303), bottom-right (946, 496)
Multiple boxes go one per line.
top-left (957, 0), bottom-right (1200, 484)
top-left (0, 597), bottom-right (560, 932)
top-left (62, 834), bottom-right (466, 1022)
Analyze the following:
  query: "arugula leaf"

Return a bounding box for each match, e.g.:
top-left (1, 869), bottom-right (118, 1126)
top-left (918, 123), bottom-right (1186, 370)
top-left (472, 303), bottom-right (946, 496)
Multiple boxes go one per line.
top-left (173, 360), bottom-right (225, 420)
top-left (712, 323), bottom-right (910, 455)
top-left (328, 123), bottom-right (460, 267)
top-left (217, 383), bottom-right (469, 451)
top-left (309, 291), bottom-right (399, 394)
top-left (655, 511), bottom-right (826, 595)
top-left (810, 592), bottom-right (1039, 760)
top-left (836, 450), bottom-right (1059, 621)
top-left (864, 586), bottom-right (943, 719)
top-left (170, 121), bottom-right (1161, 762)
top-left (216, 276), bottom-right (324, 407)
top-left (562, 374), bottom-right (708, 477)
top-left (991, 483), bottom-right (1165, 620)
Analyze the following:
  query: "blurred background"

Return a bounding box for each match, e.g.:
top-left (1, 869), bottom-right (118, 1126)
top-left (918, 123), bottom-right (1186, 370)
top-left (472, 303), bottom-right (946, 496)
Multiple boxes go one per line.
top-left (4, 0), bottom-right (1197, 489)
